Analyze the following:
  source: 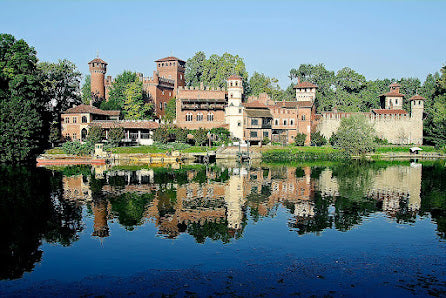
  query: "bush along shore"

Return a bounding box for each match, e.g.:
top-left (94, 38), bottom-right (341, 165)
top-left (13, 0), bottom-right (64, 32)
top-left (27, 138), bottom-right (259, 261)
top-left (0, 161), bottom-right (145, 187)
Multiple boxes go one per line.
top-left (262, 148), bottom-right (350, 163)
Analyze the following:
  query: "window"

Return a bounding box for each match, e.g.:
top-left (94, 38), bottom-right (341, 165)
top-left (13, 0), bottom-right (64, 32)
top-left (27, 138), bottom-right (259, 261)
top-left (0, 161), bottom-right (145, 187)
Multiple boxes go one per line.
top-left (274, 119), bottom-right (278, 125)
top-left (164, 102), bottom-right (167, 109)
top-left (160, 102), bottom-right (163, 110)
top-left (263, 131), bottom-right (269, 138)
top-left (230, 82), bottom-right (233, 87)
top-left (251, 119), bottom-right (259, 126)
top-left (395, 99), bottom-right (398, 105)
top-left (250, 131), bottom-right (258, 138)
top-left (197, 113), bottom-right (203, 121)
top-left (230, 93), bottom-right (233, 98)
top-left (162, 90), bottom-right (165, 95)
top-left (169, 92), bottom-right (172, 96)
top-left (302, 115), bottom-right (306, 121)
top-left (158, 63), bottom-right (161, 67)
top-left (180, 74), bottom-right (182, 79)
top-left (207, 113), bottom-right (214, 121)
top-left (283, 119), bottom-right (287, 125)
top-left (73, 117), bottom-right (77, 123)
top-left (235, 81), bottom-right (238, 86)
top-left (65, 117), bottom-right (69, 123)
top-left (290, 119), bottom-right (294, 126)
top-left (82, 116), bottom-right (87, 123)
top-left (186, 113), bottom-right (193, 121)
top-left (72, 133), bottom-right (77, 140)
top-left (237, 121), bottom-right (241, 127)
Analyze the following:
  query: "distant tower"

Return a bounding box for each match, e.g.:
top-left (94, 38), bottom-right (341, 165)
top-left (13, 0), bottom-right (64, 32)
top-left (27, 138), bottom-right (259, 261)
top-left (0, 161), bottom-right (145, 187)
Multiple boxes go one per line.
top-left (154, 56), bottom-right (186, 92)
top-left (293, 78), bottom-right (317, 102)
top-left (225, 75), bottom-right (244, 140)
top-left (88, 57), bottom-right (108, 103)
top-left (381, 82), bottom-right (404, 110)
top-left (409, 94), bottom-right (425, 120)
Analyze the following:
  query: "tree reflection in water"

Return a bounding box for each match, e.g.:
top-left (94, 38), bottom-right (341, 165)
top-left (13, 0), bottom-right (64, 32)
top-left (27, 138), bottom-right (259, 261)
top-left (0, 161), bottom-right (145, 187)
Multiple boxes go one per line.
top-left (1, 161), bottom-right (445, 280)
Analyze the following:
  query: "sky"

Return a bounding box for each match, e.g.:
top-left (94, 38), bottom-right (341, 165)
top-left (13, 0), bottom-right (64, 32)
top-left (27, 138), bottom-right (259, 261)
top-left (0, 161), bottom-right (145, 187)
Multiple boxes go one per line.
top-left (1, 0), bottom-right (445, 88)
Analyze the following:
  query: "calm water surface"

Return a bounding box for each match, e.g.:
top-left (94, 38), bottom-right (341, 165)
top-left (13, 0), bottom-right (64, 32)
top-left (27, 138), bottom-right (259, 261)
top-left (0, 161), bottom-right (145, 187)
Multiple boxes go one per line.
top-left (0, 161), bottom-right (445, 296)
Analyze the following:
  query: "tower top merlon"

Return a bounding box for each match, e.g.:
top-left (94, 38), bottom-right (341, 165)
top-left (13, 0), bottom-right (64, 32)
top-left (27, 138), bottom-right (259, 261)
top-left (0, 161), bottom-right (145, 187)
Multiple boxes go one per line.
top-left (88, 57), bottom-right (108, 66)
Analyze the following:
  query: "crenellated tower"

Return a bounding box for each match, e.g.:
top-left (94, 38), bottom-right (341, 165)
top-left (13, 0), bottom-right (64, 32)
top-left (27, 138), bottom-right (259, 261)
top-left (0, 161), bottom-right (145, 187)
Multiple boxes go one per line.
top-left (225, 75), bottom-right (245, 140)
top-left (88, 57), bottom-right (108, 103)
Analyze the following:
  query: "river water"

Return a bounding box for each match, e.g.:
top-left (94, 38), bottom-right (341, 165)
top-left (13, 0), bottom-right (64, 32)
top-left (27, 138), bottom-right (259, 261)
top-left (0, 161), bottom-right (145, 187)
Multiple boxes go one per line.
top-left (0, 160), bottom-right (445, 296)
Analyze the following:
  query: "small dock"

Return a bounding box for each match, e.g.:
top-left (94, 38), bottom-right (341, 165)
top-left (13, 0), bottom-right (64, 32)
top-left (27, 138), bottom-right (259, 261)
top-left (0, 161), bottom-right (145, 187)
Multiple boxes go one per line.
top-left (192, 151), bottom-right (216, 163)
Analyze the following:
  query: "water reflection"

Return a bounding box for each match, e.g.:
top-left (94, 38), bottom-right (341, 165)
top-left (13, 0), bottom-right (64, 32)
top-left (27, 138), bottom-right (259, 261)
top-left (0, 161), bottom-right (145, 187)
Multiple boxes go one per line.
top-left (0, 161), bottom-right (445, 280)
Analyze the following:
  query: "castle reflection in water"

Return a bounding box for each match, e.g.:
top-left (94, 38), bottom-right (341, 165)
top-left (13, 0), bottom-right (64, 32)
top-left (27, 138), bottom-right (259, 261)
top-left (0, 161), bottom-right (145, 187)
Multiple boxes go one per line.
top-left (60, 161), bottom-right (426, 242)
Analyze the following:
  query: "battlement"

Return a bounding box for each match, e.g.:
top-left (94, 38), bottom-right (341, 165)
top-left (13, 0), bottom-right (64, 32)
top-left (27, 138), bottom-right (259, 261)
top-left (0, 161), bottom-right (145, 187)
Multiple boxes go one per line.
top-left (178, 85), bottom-right (226, 91)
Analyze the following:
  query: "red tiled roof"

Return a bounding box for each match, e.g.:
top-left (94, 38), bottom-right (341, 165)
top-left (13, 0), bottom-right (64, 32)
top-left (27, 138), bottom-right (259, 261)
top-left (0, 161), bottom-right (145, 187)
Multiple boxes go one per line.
top-left (227, 74), bottom-right (243, 80)
top-left (389, 82), bottom-right (401, 87)
top-left (380, 91), bottom-right (405, 97)
top-left (243, 101), bottom-right (269, 108)
top-left (409, 94), bottom-right (426, 101)
top-left (294, 81), bottom-right (317, 89)
top-left (372, 109), bottom-right (408, 115)
top-left (88, 57), bottom-right (107, 65)
top-left (63, 104), bottom-right (120, 116)
top-left (154, 56), bottom-right (185, 63)
top-left (275, 101), bottom-right (313, 108)
top-left (93, 120), bottom-right (159, 129)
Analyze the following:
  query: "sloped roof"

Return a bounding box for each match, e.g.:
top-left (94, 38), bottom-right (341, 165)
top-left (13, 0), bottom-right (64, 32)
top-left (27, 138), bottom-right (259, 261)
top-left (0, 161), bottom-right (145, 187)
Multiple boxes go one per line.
top-left (389, 82), bottom-right (401, 87)
top-left (63, 104), bottom-right (120, 116)
top-left (243, 101), bottom-right (269, 108)
top-left (245, 109), bottom-right (273, 118)
top-left (294, 81), bottom-right (318, 89)
top-left (380, 91), bottom-right (405, 97)
top-left (93, 120), bottom-right (159, 129)
top-left (275, 101), bottom-right (313, 108)
top-left (227, 74), bottom-right (243, 80)
top-left (372, 109), bottom-right (408, 115)
top-left (155, 56), bottom-right (185, 63)
top-left (88, 57), bottom-right (107, 65)
top-left (409, 94), bottom-right (426, 101)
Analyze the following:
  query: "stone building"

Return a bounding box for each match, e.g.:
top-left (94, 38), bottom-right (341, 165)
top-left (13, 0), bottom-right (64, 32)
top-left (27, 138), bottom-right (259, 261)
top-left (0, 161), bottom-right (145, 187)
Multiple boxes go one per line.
top-left (61, 104), bottom-right (158, 145)
top-left (317, 83), bottom-right (425, 144)
top-left (98, 56), bottom-right (185, 119)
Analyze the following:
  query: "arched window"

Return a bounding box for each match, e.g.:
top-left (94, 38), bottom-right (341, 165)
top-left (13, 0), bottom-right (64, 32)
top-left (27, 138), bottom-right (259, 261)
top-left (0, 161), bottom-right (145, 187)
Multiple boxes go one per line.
top-left (207, 113), bottom-right (214, 121)
top-left (186, 113), bottom-right (193, 121)
top-left (235, 81), bottom-right (238, 86)
top-left (82, 116), bottom-right (87, 123)
top-left (237, 121), bottom-right (241, 127)
top-left (290, 119), bottom-right (294, 126)
top-left (275, 119), bottom-right (278, 125)
top-left (230, 82), bottom-right (233, 87)
top-left (283, 119), bottom-right (287, 125)
top-left (302, 115), bottom-right (306, 121)
top-left (230, 93), bottom-right (233, 98)
top-left (197, 113), bottom-right (203, 121)
top-left (81, 128), bottom-right (88, 140)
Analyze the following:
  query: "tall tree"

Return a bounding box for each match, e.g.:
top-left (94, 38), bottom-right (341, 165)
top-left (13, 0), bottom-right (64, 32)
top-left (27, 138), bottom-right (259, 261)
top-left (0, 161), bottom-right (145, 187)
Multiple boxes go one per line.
top-left (333, 115), bottom-right (376, 156)
top-left (0, 34), bottom-right (47, 162)
top-left (38, 59), bottom-right (82, 121)
top-left (123, 81), bottom-right (151, 120)
top-left (424, 65), bottom-right (446, 147)
top-left (81, 74), bottom-right (91, 104)
top-left (185, 51), bottom-right (206, 87)
top-left (100, 71), bottom-right (138, 111)
top-left (164, 97), bottom-right (177, 123)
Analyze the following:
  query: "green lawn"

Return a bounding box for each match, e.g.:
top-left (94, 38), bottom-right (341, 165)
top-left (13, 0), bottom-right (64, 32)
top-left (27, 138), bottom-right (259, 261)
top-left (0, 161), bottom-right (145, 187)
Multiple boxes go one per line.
top-left (374, 145), bottom-right (439, 153)
top-left (44, 147), bottom-right (65, 154)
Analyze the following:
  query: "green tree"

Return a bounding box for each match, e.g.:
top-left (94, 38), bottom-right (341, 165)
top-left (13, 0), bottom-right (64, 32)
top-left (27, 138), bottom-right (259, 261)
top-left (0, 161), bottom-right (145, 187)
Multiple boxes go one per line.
top-left (164, 97), bottom-right (177, 123)
top-left (81, 74), bottom-right (91, 105)
top-left (100, 71), bottom-right (138, 111)
top-left (153, 125), bottom-right (170, 143)
top-left (193, 128), bottom-right (209, 146)
top-left (86, 124), bottom-right (103, 145)
top-left (123, 81), bottom-right (151, 120)
top-left (38, 59), bottom-right (82, 121)
top-left (310, 131), bottom-right (327, 146)
top-left (49, 121), bottom-right (60, 147)
top-left (174, 127), bottom-right (188, 143)
top-left (294, 133), bottom-right (307, 146)
top-left (248, 72), bottom-right (272, 96)
top-left (0, 34), bottom-right (47, 163)
top-left (108, 125), bottom-right (124, 147)
top-left (185, 51), bottom-right (206, 87)
top-left (424, 65), bottom-right (446, 147)
top-left (333, 115), bottom-right (376, 156)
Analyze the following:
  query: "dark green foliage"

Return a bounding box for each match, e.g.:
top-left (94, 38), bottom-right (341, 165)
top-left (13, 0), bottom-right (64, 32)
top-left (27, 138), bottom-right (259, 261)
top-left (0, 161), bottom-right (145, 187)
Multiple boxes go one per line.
top-left (49, 121), bottom-right (61, 146)
top-left (374, 137), bottom-right (389, 145)
top-left (173, 126), bottom-right (188, 143)
top-left (332, 115), bottom-right (376, 156)
top-left (100, 71), bottom-right (138, 112)
top-left (262, 136), bottom-right (270, 145)
top-left (86, 124), bottom-right (104, 145)
top-left (262, 150), bottom-right (349, 163)
top-left (294, 133), bottom-right (307, 146)
top-left (164, 97), bottom-right (176, 123)
top-left (109, 192), bottom-right (154, 230)
top-left (310, 131), bottom-right (327, 146)
top-left (0, 34), bottom-right (47, 163)
top-left (81, 74), bottom-right (91, 105)
top-left (153, 125), bottom-right (170, 143)
top-left (210, 127), bottom-right (230, 145)
top-left (61, 141), bottom-right (93, 155)
top-left (108, 125), bottom-right (124, 147)
top-left (193, 128), bottom-right (209, 146)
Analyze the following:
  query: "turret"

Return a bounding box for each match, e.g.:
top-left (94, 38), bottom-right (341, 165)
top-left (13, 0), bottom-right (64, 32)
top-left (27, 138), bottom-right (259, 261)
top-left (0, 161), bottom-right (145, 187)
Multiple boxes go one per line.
top-left (293, 78), bottom-right (317, 102)
top-left (88, 57), bottom-right (108, 103)
top-left (227, 74), bottom-right (243, 106)
top-left (409, 94), bottom-right (425, 120)
top-left (380, 82), bottom-right (404, 110)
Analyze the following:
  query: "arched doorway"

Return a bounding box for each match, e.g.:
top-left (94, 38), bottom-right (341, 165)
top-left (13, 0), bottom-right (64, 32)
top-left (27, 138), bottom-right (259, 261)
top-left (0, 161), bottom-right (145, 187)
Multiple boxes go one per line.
top-left (81, 128), bottom-right (88, 141)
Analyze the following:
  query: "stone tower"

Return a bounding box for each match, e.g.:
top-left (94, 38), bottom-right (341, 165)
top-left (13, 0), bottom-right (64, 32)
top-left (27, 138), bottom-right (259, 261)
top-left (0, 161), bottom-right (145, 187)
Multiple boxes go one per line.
top-left (225, 75), bottom-right (244, 140)
top-left (154, 56), bottom-right (186, 93)
top-left (294, 78), bottom-right (317, 102)
top-left (382, 82), bottom-right (404, 110)
top-left (88, 57), bottom-right (108, 103)
top-left (409, 94), bottom-right (425, 120)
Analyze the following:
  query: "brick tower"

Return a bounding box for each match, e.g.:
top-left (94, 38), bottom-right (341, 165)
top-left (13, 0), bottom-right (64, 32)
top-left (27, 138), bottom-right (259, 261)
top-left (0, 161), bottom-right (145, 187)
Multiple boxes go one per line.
top-left (88, 57), bottom-right (108, 103)
top-left (154, 56), bottom-right (186, 92)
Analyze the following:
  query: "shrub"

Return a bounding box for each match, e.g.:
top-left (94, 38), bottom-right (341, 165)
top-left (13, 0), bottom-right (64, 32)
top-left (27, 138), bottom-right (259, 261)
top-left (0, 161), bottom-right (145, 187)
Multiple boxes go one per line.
top-left (332, 115), bottom-right (376, 156)
top-left (311, 131), bottom-right (327, 146)
top-left (193, 128), bottom-right (209, 146)
top-left (87, 124), bottom-right (104, 145)
top-left (174, 127), bottom-right (188, 143)
top-left (153, 125), bottom-right (170, 143)
top-left (62, 141), bottom-right (93, 156)
top-left (294, 133), bottom-right (307, 146)
top-left (108, 126), bottom-right (125, 147)
top-left (374, 136), bottom-right (389, 145)
top-left (262, 150), bottom-right (349, 163)
top-left (262, 137), bottom-right (270, 145)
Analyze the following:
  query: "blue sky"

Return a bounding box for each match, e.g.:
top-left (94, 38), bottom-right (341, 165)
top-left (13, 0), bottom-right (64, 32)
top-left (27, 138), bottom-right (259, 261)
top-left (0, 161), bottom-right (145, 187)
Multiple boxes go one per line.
top-left (1, 0), bottom-right (445, 88)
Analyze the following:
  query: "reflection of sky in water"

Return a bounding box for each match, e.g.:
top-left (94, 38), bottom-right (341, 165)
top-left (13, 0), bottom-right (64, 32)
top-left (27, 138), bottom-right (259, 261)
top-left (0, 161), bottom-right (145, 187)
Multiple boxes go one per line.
top-left (1, 162), bottom-right (445, 296)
